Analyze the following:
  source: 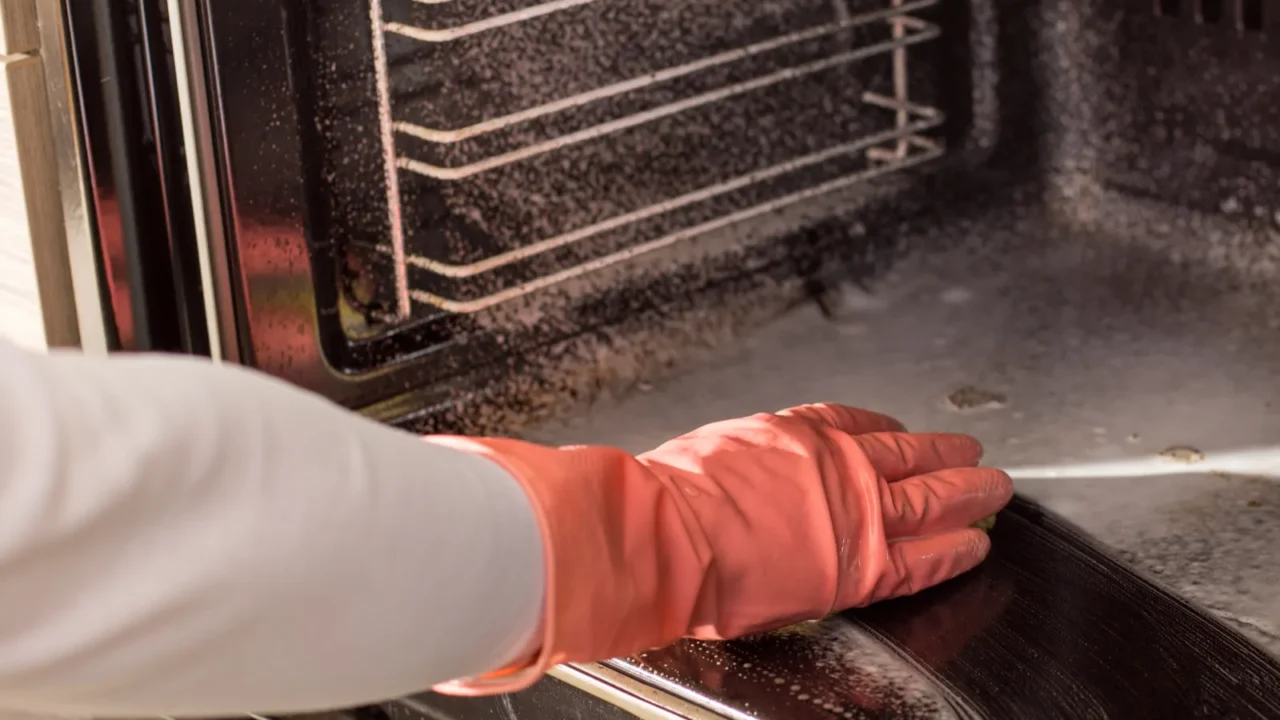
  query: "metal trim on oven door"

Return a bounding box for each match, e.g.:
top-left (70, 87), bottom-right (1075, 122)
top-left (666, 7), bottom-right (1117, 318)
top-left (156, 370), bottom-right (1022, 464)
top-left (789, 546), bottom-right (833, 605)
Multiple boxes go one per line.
top-left (166, 0), bottom-right (238, 363)
top-left (550, 663), bottom-right (737, 720)
top-left (32, 0), bottom-right (107, 352)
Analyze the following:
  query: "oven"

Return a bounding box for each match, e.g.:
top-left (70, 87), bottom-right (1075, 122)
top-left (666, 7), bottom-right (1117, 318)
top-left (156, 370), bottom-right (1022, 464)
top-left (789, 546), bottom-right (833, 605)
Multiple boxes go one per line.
top-left (6, 0), bottom-right (1280, 717)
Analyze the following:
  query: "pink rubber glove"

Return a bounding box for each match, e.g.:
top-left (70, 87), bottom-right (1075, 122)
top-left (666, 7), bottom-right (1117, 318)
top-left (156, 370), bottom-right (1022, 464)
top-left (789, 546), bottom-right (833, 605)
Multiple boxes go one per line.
top-left (427, 403), bottom-right (1013, 695)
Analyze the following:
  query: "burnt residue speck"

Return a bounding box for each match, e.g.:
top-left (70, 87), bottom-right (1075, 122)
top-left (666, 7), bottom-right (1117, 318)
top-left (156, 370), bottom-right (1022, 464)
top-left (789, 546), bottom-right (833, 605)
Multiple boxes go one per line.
top-left (945, 386), bottom-right (1008, 412)
top-left (1159, 446), bottom-right (1206, 464)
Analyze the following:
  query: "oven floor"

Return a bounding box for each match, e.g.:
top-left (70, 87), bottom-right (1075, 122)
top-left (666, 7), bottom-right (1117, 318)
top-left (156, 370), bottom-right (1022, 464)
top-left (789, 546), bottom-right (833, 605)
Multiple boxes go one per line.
top-left (525, 200), bottom-right (1280, 654)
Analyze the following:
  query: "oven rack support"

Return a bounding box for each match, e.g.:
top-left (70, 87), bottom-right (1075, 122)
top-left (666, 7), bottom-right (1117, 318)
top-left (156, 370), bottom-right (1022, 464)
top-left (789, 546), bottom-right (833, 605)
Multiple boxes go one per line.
top-left (370, 0), bottom-right (412, 318)
top-left (368, 0), bottom-right (946, 318)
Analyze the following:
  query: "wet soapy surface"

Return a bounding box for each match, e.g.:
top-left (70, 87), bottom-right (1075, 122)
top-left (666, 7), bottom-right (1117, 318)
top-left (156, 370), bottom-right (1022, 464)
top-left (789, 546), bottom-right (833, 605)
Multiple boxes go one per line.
top-left (615, 624), bottom-right (965, 719)
top-left (599, 495), bottom-right (1280, 719)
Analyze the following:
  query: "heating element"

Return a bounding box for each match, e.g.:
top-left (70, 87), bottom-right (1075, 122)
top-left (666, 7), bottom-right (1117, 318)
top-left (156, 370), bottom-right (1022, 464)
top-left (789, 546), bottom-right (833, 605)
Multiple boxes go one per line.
top-left (364, 0), bottom-right (946, 323)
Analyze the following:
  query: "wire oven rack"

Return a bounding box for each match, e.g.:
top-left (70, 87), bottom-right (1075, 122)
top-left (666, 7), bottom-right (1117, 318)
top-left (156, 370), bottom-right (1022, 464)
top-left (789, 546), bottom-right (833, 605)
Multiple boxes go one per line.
top-left (367, 0), bottom-right (945, 321)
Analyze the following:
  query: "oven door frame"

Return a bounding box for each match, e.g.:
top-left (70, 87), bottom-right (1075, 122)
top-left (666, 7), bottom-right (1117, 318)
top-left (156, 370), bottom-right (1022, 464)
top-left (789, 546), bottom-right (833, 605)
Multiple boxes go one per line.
top-left (169, 0), bottom-right (525, 419)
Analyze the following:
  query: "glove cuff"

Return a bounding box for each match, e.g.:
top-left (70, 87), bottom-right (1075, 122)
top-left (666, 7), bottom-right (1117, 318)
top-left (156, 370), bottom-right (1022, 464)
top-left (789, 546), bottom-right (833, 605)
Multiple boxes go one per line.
top-left (424, 436), bottom-right (710, 696)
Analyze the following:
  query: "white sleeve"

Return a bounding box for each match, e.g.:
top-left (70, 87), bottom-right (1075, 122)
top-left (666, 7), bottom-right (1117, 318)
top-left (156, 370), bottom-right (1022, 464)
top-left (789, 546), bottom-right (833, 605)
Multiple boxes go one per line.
top-left (0, 339), bottom-right (544, 718)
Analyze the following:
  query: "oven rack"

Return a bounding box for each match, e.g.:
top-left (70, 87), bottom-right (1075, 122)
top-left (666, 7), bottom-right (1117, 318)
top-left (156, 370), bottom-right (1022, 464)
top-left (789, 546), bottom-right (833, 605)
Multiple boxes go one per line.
top-left (368, 0), bottom-right (945, 319)
top-left (384, 0), bottom-right (599, 44)
top-left (403, 104), bottom-right (943, 314)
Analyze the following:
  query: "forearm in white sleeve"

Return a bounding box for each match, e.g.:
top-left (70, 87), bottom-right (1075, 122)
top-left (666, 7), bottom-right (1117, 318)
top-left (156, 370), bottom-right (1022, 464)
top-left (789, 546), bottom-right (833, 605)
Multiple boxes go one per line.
top-left (0, 339), bottom-right (544, 717)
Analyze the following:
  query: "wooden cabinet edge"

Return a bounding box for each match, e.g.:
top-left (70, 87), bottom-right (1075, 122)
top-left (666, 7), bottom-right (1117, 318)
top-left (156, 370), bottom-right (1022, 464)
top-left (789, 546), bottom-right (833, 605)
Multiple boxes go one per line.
top-left (0, 52), bottom-right (81, 350)
top-left (0, 0), bottom-right (40, 55)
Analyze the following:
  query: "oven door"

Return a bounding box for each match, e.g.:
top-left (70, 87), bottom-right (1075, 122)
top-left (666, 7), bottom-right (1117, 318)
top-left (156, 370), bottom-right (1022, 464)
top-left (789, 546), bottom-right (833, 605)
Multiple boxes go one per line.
top-left (145, 0), bottom-right (967, 431)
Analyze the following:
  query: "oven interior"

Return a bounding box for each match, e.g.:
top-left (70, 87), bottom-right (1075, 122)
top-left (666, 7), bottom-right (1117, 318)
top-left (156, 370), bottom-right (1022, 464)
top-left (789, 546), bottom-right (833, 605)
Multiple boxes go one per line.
top-left (242, 0), bottom-right (1280, 439)
top-left (75, 0), bottom-right (1280, 433)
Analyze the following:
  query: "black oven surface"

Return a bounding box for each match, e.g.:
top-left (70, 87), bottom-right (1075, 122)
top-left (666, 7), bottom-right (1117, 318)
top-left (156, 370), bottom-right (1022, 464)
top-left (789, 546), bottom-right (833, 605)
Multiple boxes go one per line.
top-left (598, 497), bottom-right (1280, 719)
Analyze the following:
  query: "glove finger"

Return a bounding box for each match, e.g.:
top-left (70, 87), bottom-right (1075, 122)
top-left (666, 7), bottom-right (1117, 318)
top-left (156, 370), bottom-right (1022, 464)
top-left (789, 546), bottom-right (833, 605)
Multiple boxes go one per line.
top-left (858, 529), bottom-right (992, 606)
top-left (776, 403), bottom-right (907, 434)
top-left (881, 467), bottom-right (1014, 539)
top-left (853, 431), bottom-right (984, 482)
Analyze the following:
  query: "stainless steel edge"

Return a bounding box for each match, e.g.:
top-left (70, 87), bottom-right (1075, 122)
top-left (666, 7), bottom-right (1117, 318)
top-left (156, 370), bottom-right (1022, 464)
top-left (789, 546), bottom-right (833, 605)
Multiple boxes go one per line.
top-left (167, 0), bottom-right (239, 362)
top-left (550, 663), bottom-right (728, 720)
top-left (35, 0), bottom-right (107, 353)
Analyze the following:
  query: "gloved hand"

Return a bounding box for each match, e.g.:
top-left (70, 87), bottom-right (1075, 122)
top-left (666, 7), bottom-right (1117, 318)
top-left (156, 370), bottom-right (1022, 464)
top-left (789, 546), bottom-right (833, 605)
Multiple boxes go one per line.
top-left (426, 403), bottom-right (1013, 695)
